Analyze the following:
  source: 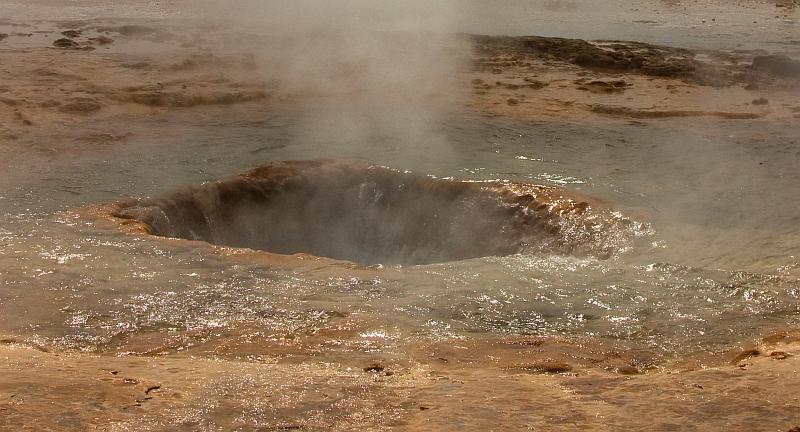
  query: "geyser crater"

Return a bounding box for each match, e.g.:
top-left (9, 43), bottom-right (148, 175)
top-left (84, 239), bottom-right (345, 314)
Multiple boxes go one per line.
top-left (108, 160), bottom-right (643, 265)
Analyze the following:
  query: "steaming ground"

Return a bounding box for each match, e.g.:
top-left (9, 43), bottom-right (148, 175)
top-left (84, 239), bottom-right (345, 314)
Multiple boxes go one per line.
top-left (2, 1), bottom-right (800, 431)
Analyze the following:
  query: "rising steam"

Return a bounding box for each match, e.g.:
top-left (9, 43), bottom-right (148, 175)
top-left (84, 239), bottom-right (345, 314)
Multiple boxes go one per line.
top-left (200, 0), bottom-right (469, 155)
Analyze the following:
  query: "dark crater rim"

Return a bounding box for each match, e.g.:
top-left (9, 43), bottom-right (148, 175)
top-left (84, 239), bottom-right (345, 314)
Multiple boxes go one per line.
top-left (109, 159), bottom-right (634, 266)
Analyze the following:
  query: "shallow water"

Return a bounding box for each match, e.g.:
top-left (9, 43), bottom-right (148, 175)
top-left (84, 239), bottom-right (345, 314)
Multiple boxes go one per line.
top-left (2, 99), bottom-right (799, 367)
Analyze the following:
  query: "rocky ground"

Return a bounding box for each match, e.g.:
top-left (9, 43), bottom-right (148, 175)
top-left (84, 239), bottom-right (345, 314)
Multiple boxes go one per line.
top-left (0, 23), bottom-right (269, 165)
top-left (1, 330), bottom-right (799, 431)
top-left (466, 34), bottom-right (800, 122)
top-left (2, 19), bottom-right (799, 167)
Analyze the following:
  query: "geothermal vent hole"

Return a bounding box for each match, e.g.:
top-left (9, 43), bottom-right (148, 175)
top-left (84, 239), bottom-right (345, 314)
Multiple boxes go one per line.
top-left (113, 160), bottom-right (593, 266)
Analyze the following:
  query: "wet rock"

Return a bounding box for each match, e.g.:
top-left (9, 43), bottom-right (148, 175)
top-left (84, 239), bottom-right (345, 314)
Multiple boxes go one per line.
top-left (60, 30), bottom-right (81, 39)
top-left (752, 55), bottom-right (800, 77)
top-left (730, 348), bottom-right (760, 365)
top-left (505, 361), bottom-right (573, 374)
top-left (52, 38), bottom-right (80, 49)
top-left (770, 351), bottom-right (791, 360)
top-left (363, 363), bottom-right (385, 373)
top-left (510, 36), bottom-right (685, 74)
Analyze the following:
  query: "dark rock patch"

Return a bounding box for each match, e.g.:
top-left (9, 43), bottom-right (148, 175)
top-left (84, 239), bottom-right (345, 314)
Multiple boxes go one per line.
top-left (52, 38), bottom-right (80, 49)
top-left (504, 361), bottom-right (573, 374)
top-left (471, 35), bottom-right (732, 85)
top-left (60, 30), bottom-right (82, 38)
top-left (577, 79), bottom-right (628, 93)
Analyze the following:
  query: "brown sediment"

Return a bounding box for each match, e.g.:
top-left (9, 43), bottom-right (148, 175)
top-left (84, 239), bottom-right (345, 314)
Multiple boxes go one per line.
top-left (4, 329), bottom-right (799, 430)
top-left (465, 34), bottom-right (799, 123)
top-left (97, 159), bottom-right (644, 266)
top-left (113, 88), bottom-right (268, 107)
top-left (0, 45), bottom-right (271, 166)
top-left (589, 104), bottom-right (764, 119)
top-left (576, 78), bottom-right (629, 94)
top-left (413, 336), bottom-right (653, 377)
